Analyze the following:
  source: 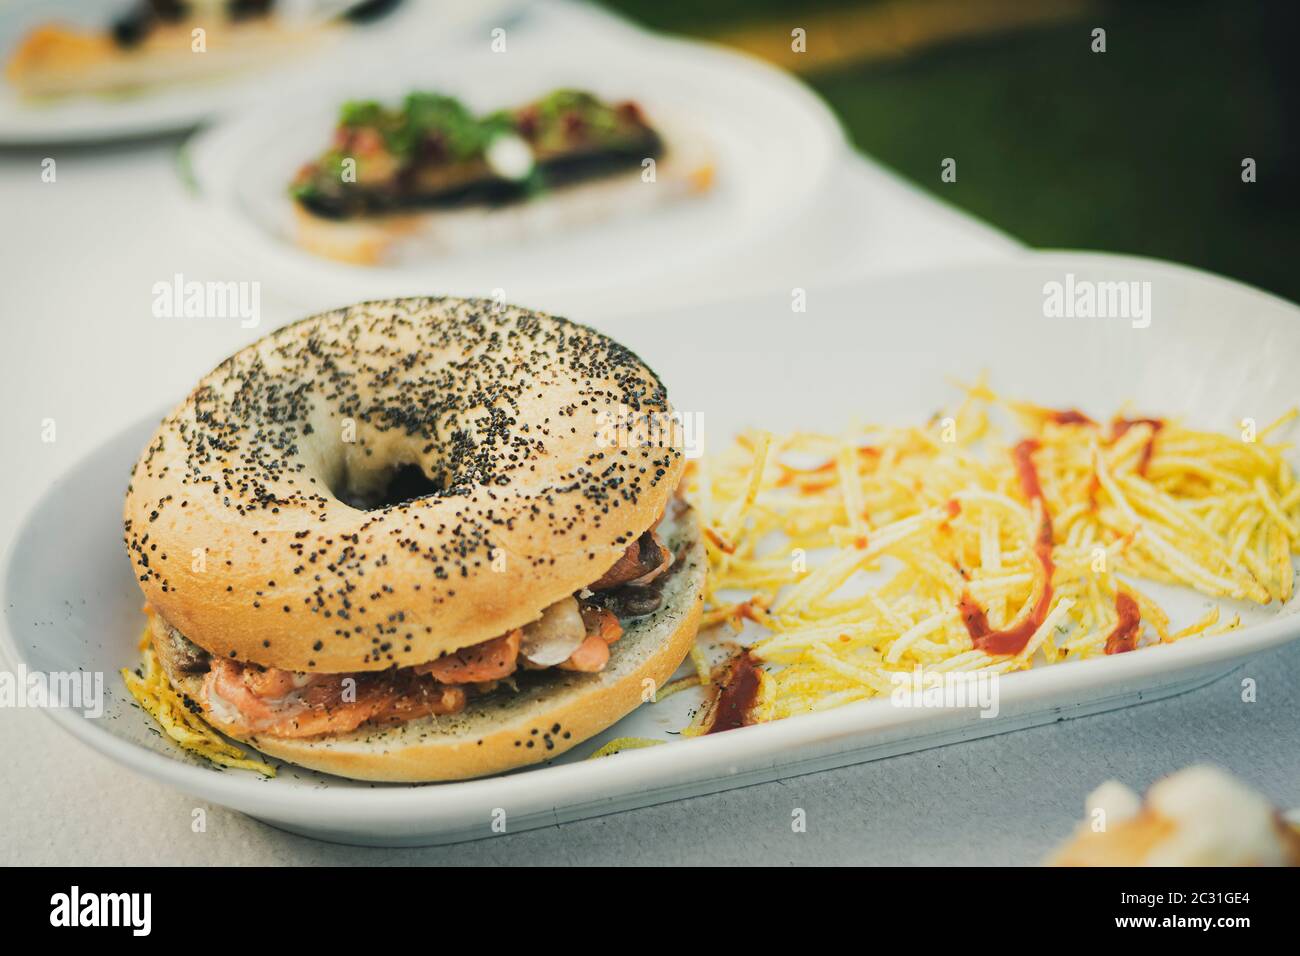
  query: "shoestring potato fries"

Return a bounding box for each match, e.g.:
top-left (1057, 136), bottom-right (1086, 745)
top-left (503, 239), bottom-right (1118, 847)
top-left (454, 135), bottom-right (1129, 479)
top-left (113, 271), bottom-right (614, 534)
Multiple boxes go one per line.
top-left (122, 625), bottom-right (276, 776)
top-left (687, 385), bottom-right (1299, 723)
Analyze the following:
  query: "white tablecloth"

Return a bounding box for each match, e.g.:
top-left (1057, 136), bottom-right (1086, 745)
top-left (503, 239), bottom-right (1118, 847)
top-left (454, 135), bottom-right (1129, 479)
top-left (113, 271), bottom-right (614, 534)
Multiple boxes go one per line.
top-left (15, 1), bottom-right (1291, 867)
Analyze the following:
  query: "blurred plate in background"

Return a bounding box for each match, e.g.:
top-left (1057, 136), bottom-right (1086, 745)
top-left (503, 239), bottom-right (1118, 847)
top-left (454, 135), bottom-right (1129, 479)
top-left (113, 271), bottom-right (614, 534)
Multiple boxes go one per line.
top-left (182, 33), bottom-right (844, 306)
top-left (0, 0), bottom-right (509, 144)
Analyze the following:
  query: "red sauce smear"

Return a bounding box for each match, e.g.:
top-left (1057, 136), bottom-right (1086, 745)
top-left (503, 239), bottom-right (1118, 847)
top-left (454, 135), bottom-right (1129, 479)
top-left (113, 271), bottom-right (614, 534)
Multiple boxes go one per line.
top-left (1112, 417), bottom-right (1164, 476)
top-left (798, 479), bottom-right (837, 495)
top-left (706, 652), bottom-right (762, 734)
top-left (702, 526), bottom-right (736, 555)
top-left (775, 459), bottom-right (835, 487)
top-left (1012, 439), bottom-right (1049, 522)
top-left (1104, 592), bottom-right (1142, 654)
top-left (1048, 409), bottom-right (1096, 427)
top-left (958, 440), bottom-right (1055, 656)
top-left (938, 498), bottom-right (961, 535)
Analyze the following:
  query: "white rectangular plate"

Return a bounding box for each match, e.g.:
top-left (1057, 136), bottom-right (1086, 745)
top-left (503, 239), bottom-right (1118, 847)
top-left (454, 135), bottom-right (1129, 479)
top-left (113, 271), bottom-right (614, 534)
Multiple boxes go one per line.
top-left (3, 252), bottom-right (1297, 846)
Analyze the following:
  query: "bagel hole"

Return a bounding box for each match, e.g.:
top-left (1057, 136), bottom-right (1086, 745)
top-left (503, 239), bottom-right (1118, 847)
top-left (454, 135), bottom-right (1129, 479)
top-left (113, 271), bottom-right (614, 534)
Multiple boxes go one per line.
top-left (339, 463), bottom-right (446, 510)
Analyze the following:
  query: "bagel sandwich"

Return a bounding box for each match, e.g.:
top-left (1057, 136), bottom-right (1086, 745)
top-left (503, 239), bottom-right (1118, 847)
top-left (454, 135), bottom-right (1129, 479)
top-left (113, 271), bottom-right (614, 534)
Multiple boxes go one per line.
top-left (289, 89), bottom-right (715, 265)
top-left (122, 297), bottom-right (705, 781)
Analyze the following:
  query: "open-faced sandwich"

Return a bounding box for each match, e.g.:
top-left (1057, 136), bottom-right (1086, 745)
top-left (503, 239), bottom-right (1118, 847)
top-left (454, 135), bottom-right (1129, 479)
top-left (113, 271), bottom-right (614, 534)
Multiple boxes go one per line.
top-left (289, 88), bottom-right (715, 265)
top-left (5, 0), bottom-right (350, 99)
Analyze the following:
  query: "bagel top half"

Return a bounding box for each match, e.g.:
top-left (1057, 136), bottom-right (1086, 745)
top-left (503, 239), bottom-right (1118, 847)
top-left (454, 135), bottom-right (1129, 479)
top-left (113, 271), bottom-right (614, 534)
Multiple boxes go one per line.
top-left (123, 297), bottom-right (684, 673)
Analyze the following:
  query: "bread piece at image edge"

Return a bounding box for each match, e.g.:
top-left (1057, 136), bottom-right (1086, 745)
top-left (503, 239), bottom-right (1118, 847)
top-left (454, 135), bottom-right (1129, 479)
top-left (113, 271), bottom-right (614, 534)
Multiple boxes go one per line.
top-left (6, 21), bottom-right (332, 98)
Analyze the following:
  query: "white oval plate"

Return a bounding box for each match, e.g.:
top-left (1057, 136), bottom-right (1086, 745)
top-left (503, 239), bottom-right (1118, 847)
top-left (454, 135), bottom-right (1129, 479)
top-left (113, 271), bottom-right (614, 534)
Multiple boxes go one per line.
top-left (0, 1), bottom-right (507, 145)
top-left (181, 33), bottom-right (844, 305)
top-left (3, 252), bottom-right (1297, 846)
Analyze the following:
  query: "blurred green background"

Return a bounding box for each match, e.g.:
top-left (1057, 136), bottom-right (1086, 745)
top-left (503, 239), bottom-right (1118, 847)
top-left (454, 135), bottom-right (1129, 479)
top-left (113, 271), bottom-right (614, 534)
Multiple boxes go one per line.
top-left (600, 0), bottom-right (1299, 302)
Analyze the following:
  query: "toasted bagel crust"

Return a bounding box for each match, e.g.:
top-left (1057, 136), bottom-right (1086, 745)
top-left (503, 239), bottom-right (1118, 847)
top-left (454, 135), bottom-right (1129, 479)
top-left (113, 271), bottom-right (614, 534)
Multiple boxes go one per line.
top-left (124, 297), bottom-right (684, 672)
top-left (154, 505), bottom-right (706, 782)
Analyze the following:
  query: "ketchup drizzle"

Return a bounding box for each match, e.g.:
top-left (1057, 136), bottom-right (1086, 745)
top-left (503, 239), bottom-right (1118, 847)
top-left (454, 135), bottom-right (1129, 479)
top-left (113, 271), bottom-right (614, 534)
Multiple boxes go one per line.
top-left (958, 439), bottom-right (1056, 656)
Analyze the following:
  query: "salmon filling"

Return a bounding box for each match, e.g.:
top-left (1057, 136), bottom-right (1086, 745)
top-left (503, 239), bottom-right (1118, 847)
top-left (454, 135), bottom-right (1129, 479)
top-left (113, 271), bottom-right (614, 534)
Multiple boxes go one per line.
top-left (174, 528), bottom-right (671, 740)
top-left (203, 662), bottom-right (468, 738)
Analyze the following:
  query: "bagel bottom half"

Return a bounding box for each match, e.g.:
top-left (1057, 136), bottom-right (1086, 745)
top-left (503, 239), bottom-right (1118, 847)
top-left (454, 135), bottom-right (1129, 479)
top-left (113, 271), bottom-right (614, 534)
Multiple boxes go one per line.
top-left (153, 505), bottom-right (706, 783)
